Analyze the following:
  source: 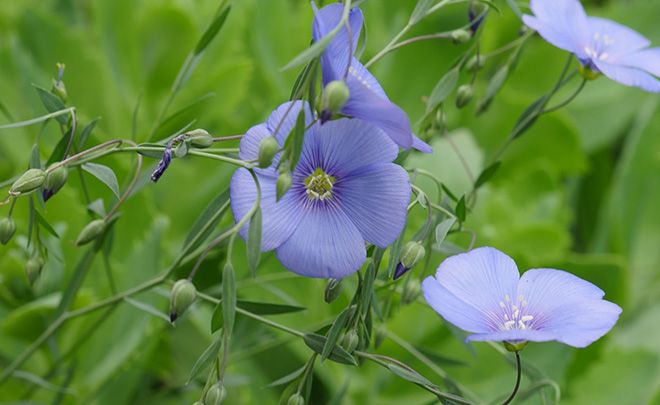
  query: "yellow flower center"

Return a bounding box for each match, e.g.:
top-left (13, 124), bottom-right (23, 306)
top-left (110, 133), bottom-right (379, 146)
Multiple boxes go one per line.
top-left (304, 168), bottom-right (335, 201)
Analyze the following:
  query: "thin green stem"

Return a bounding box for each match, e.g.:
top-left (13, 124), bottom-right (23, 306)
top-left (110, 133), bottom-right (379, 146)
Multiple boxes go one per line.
top-left (542, 78), bottom-right (587, 114)
top-left (0, 107), bottom-right (75, 130)
top-left (502, 351), bottom-right (522, 405)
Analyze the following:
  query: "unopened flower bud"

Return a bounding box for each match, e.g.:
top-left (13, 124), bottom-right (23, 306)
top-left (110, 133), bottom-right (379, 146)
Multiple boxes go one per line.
top-left (204, 383), bottom-right (226, 405)
top-left (401, 241), bottom-right (426, 271)
top-left (321, 80), bottom-right (350, 123)
top-left (324, 278), bottom-right (343, 303)
top-left (75, 219), bottom-right (106, 246)
top-left (188, 129), bottom-right (214, 148)
top-left (374, 324), bottom-right (387, 349)
top-left (465, 55), bottom-right (484, 73)
top-left (52, 63), bottom-right (68, 102)
top-left (504, 341), bottom-right (528, 352)
top-left (468, 2), bottom-right (487, 33)
top-left (175, 141), bottom-right (188, 158)
top-left (341, 330), bottom-right (359, 353)
top-left (287, 393), bottom-right (305, 405)
top-left (276, 171), bottom-right (292, 201)
top-left (10, 169), bottom-right (46, 196)
top-left (170, 279), bottom-right (197, 322)
top-left (455, 85), bottom-right (474, 108)
top-left (258, 136), bottom-right (279, 168)
top-left (26, 255), bottom-right (44, 285)
top-left (43, 166), bottom-right (68, 201)
top-left (0, 218), bottom-right (16, 245)
top-left (401, 280), bottom-right (422, 305)
top-left (451, 29), bottom-right (472, 44)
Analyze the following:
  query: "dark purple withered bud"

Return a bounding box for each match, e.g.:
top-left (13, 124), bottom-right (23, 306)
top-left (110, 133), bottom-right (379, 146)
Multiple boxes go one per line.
top-left (468, 2), bottom-right (487, 33)
top-left (150, 147), bottom-right (172, 182)
top-left (394, 263), bottom-right (410, 280)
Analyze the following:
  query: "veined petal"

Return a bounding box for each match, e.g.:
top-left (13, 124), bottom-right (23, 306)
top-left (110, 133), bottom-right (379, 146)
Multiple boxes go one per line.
top-left (587, 17), bottom-right (650, 59)
top-left (432, 247), bottom-right (520, 323)
top-left (230, 168), bottom-right (303, 251)
top-left (594, 59), bottom-right (660, 93)
top-left (299, 118), bottom-right (399, 178)
top-left (622, 48), bottom-right (660, 77)
top-left (312, 3), bottom-right (363, 83)
top-left (266, 100), bottom-right (314, 143)
top-left (275, 203), bottom-right (366, 278)
top-left (527, 0), bottom-right (589, 54)
top-left (412, 135), bottom-right (433, 153)
top-left (422, 276), bottom-right (494, 334)
top-left (466, 329), bottom-right (558, 343)
top-left (522, 15), bottom-right (587, 59)
top-left (335, 163), bottom-right (410, 247)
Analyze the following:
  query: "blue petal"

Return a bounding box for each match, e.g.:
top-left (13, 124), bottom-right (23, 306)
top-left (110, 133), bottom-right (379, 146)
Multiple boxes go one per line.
top-left (524, 0), bottom-right (589, 57)
top-left (429, 247), bottom-right (520, 327)
top-left (312, 3), bottom-right (363, 83)
top-left (594, 59), bottom-right (660, 92)
top-left (275, 203), bottom-right (366, 278)
top-left (230, 168), bottom-right (304, 251)
top-left (412, 135), bottom-right (433, 153)
top-left (238, 123), bottom-right (271, 163)
top-left (587, 17), bottom-right (650, 59)
top-left (517, 268), bottom-right (622, 348)
top-left (466, 329), bottom-right (558, 344)
top-left (422, 276), bottom-right (494, 334)
top-left (342, 60), bottom-right (414, 149)
top-left (622, 48), bottom-right (660, 77)
top-left (266, 100), bottom-right (314, 142)
top-left (299, 118), bottom-right (399, 178)
top-left (335, 163), bottom-right (410, 247)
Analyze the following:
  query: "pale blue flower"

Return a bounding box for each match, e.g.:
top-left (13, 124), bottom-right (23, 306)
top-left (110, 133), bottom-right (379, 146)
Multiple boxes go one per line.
top-left (312, 3), bottom-right (433, 152)
top-left (523, 0), bottom-right (660, 92)
top-left (231, 101), bottom-right (410, 278)
top-left (422, 247), bottom-right (622, 347)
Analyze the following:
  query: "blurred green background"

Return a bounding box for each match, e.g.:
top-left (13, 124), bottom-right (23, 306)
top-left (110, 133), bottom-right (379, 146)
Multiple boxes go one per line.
top-left (0, 0), bottom-right (659, 403)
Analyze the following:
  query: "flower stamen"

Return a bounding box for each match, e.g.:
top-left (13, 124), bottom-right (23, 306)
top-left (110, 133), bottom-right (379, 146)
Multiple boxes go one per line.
top-left (304, 168), bottom-right (335, 201)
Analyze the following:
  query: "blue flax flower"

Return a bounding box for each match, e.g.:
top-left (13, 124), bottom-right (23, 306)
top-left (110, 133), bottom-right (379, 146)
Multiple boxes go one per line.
top-left (523, 0), bottom-right (660, 92)
top-left (230, 101), bottom-right (410, 278)
top-left (422, 247), bottom-right (621, 348)
top-left (312, 3), bottom-right (433, 152)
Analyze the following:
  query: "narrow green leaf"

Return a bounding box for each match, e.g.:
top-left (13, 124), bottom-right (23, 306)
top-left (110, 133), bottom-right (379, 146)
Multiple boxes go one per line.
top-left (477, 65), bottom-right (510, 114)
top-left (387, 231), bottom-right (405, 278)
top-left (82, 163), bottom-right (120, 198)
top-left (123, 297), bottom-right (170, 323)
top-left (288, 109), bottom-right (307, 171)
top-left (360, 262), bottom-right (376, 318)
top-left (303, 334), bottom-right (357, 366)
top-left (282, 31), bottom-right (336, 71)
top-left (194, 5), bottom-right (231, 55)
top-left (186, 333), bottom-right (223, 384)
top-left (34, 210), bottom-right (60, 238)
top-left (222, 262), bottom-right (236, 336)
top-left (12, 370), bottom-right (75, 395)
top-left (290, 61), bottom-right (315, 101)
top-left (474, 161), bottom-right (501, 189)
top-left (426, 68), bottom-right (459, 112)
top-left (434, 217), bottom-right (456, 246)
top-left (54, 249), bottom-right (95, 317)
top-left (0, 108), bottom-right (72, 130)
top-left (237, 300), bottom-right (305, 315)
top-left (211, 303), bottom-right (223, 333)
top-left (46, 125), bottom-right (75, 167)
top-left (409, 0), bottom-right (434, 25)
top-left (504, 0), bottom-right (522, 18)
top-left (321, 307), bottom-right (353, 361)
top-left (247, 207), bottom-right (262, 277)
top-left (265, 364), bottom-right (307, 388)
top-left (77, 118), bottom-right (100, 151)
top-left (387, 363), bottom-right (434, 387)
top-left (87, 198), bottom-right (106, 217)
top-left (455, 196), bottom-right (466, 222)
top-left (510, 96), bottom-right (549, 139)
top-left (183, 188), bottom-right (230, 251)
top-left (154, 92), bottom-right (215, 139)
top-left (34, 86), bottom-right (67, 124)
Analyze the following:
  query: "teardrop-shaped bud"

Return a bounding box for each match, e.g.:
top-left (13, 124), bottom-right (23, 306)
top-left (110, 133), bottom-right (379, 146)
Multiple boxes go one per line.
top-left (341, 330), bottom-right (359, 353)
top-left (10, 169), bottom-right (46, 196)
top-left (320, 80), bottom-right (350, 123)
top-left (465, 55), bottom-right (484, 73)
top-left (188, 129), bottom-right (214, 149)
top-left (455, 85), bottom-right (474, 108)
top-left (400, 241), bottom-right (426, 271)
top-left (204, 383), bottom-right (226, 405)
top-left (401, 279), bottom-right (422, 306)
top-left (75, 219), bottom-right (106, 246)
top-left (276, 171), bottom-right (292, 201)
top-left (258, 136), bottom-right (279, 169)
top-left (26, 255), bottom-right (44, 285)
top-left (170, 279), bottom-right (197, 322)
top-left (324, 278), bottom-right (343, 303)
top-left (0, 217), bottom-right (17, 245)
top-left (451, 29), bottom-right (472, 44)
top-left (287, 393), bottom-right (305, 405)
top-left (44, 166), bottom-right (68, 201)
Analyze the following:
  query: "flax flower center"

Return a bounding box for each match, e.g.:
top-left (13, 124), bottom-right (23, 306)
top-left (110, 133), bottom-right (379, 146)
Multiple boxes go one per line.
top-left (584, 32), bottom-right (614, 61)
top-left (304, 168), bottom-right (335, 201)
top-left (498, 294), bottom-right (534, 331)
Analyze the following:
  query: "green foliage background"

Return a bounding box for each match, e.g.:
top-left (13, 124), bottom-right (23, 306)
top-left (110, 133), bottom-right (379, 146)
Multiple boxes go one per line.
top-left (0, 0), bottom-right (659, 403)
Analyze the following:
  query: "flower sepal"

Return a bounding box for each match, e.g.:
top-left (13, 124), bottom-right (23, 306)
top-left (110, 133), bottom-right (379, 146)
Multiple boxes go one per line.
top-left (504, 341), bottom-right (528, 353)
top-left (578, 64), bottom-right (602, 81)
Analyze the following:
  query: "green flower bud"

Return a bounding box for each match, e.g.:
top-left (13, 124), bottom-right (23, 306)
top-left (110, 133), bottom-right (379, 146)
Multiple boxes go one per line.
top-left (204, 383), bottom-right (226, 405)
top-left (400, 241), bottom-right (425, 270)
top-left (0, 217), bottom-right (16, 245)
top-left (341, 330), bottom-right (359, 353)
top-left (504, 341), bottom-right (528, 352)
top-left (169, 279), bottom-right (197, 322)
top-left (52, 80), bottom-right (68, 103)
top-left (175, 141), bottom-right (188, 158)
top-left (374, 324), bottom-right (387, 349)
top-left (401, 280), bottom-right (422, 306)
top-left (287, 393), bottom-right (305, 405)
top-left (75, 219), bottom-right (106, 246)
top-left (324, 278), bottom-right (343, 303)
top-left (451, 29), bottom-right (472, 44)
top-left (276, 171), bottom-right (292, 201)
top-left (258, 136), bottom-right (279, 168)
top-left (321, 80), bottom-right (350, 115)
top-left (45, 166), bottom-right (68, 195)
top-left (455, 85), bottom-right (474, 108)
top-left (10, 169), bottom-right (46, 195)
top-left (26, 255), bottom-right (44, 285)
top-left (189, 129), bottom-right (214, 149)
top-left (465, 55), bottom-right (484, 73)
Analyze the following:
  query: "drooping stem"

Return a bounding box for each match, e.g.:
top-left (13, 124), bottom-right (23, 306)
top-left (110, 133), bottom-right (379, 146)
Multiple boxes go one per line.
top-left (502, 351), bottom-right (522, 405)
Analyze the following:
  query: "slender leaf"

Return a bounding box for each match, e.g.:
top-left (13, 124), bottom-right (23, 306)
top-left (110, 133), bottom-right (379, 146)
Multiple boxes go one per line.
top-left (237, 300), bottom-right (305, 315)
top-left (123, 297), bottom-right (170, 323)
top-left (281, 32), bottom-right (335, 71)
top-left (410, 0), bottom-right (435, 25)
top-left (211, 303), bottom-right (223, 333)
top-left (455, 196), bottom-right (466, 222)
top-left (34, 86), bottom-right (67, 124)
top-left (387, 363), bottom-right (434, 387)
top-left (46, 125), bottom-right (75, 167)
top-left (427, 68), bottom-right (459, 112)
top-left (222, 262), bottom-right (236, 336)
top-left (194, 5), bottom-right (231, 55)
top-left (474, 161), bottom-right (501, 189)
top-left (288, 109), bottom-right (307, 170)
top-left (477, 65), bottom-right (510, 114)
top-left (434, 217), bottom-right (456, 246)
top-left (265, 365), bottom-right (307, 388)
top-left (77, 118), bottom-right (100, 151)
top-left (54, 249), bottom-right (95, 317)
top-left (35, 210), bottom-right (60, 238)
top-left (186, 333), bottom-right (223, 384)
top-left (247, 207), bottom-right (262, 276)
top-left (321, 307), bottom-right (353, 361)
top-left (82, 163), bottom-right (120, 198)
top-left (183, 188), bottom-right (230, 251)
top-left (510, 96), bottom-right (549, 139)
top-left (303, 334), bottom-right (357, 366)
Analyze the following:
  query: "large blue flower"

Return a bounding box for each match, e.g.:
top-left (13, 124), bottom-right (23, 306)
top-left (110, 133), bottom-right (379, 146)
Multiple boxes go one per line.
top-left (312, 3), bottom-right (433, 153)
top-left (230, 101), bottom-right (411, 279)
top-left (422, 247), bottom-right (622, 348)
top-left (523, 0), bottom-right (660, 92)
